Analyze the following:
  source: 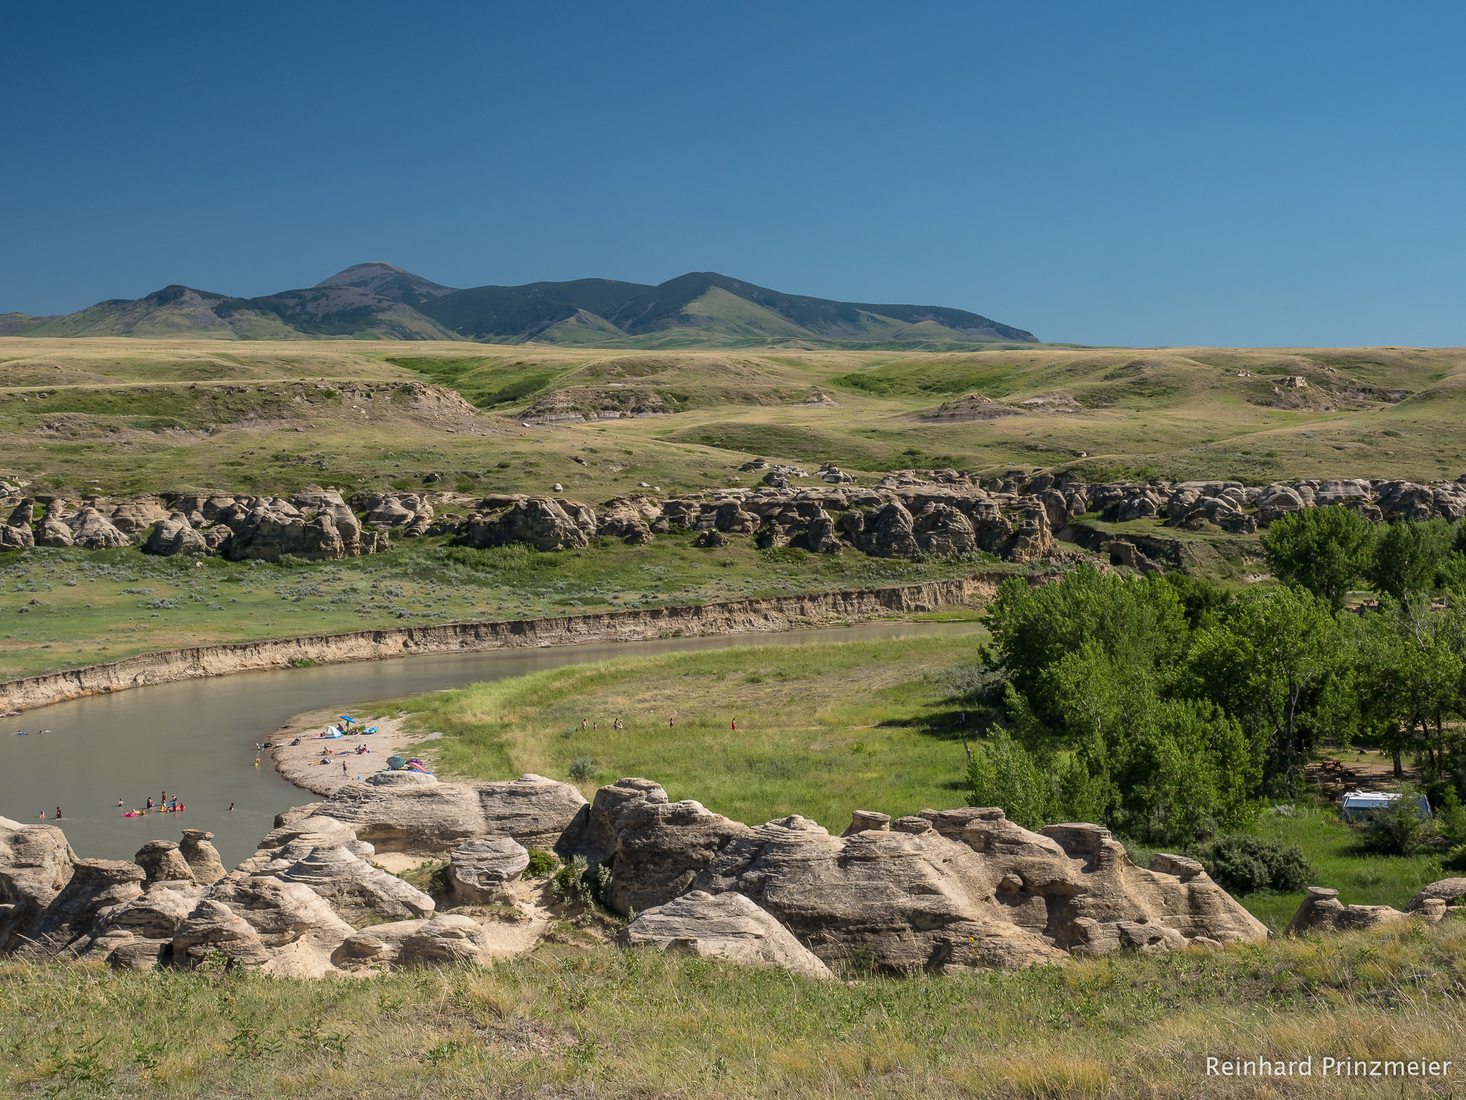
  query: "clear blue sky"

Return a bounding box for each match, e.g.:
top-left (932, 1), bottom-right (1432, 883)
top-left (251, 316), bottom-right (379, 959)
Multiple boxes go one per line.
top-left (4, 1), bottom-right (1464, 346)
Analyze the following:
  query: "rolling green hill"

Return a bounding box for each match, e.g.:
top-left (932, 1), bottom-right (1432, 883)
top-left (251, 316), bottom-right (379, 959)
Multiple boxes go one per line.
top-left (4, 338), bottom-right (1466, 499)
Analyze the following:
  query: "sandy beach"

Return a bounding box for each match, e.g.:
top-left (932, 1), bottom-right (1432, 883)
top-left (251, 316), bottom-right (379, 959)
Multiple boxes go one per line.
top-left (263, 705), bottom-right (440, 798)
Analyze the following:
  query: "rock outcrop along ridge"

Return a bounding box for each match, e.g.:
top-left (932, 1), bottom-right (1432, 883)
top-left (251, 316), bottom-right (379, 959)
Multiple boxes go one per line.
top-left (0, 773), bottom-right (1270, 978)
top-left (6, 472), bottom-right (1465, 566)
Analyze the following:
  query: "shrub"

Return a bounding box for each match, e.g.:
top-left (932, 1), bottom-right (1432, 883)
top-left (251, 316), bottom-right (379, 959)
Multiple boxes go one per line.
top-left (1189, 834), bottom-right (1314, 894)
top-left (525, 849), bottom-right (558, 878)
top-left (568, 756), bottom-right (597, 782)
top-left (964, 727), bottom-right (1052, 829)
top-left (550, 855), bottom-right (609, 909)
top-left (1361, 791), bottom-right (1434, 855)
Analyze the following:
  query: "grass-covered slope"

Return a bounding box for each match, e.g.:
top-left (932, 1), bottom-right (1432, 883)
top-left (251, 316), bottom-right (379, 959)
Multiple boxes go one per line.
top-left (3, 912), bottom-right (1462, 1098)
top-left (401, 633), bottom-right (987, 832)
top-left (0, 539), bottom-right (997, 681)
top-left (399, 634), bottom-right (1450, 930)
top-left (6, 339), bottom-right (1466, 498)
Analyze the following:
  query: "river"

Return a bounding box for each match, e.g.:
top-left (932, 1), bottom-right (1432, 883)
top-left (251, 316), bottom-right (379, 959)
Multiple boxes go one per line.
top-left (0, 619), bottom-right (984, 865)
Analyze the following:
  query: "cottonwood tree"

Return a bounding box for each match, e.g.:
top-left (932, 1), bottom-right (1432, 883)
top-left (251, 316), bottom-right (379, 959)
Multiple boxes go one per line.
top-left (1186, 586), bottom-right (1341, 789)
top-left (1260, 506), bottom-right (1376, 609)
top-left (1366, 520), bottom-right (1452, 609)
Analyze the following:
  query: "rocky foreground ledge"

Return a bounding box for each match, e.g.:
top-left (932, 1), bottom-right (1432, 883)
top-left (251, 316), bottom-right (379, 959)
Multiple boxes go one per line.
top-left (2, 771), bottom-right (1286, 979)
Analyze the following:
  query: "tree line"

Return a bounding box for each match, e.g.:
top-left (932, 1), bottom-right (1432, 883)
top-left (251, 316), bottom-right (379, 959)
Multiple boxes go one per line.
top-left (965, 506), bottom-right (1466, 849)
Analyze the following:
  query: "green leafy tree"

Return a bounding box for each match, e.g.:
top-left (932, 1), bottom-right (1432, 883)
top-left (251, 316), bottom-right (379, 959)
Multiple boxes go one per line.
top-left (964, 727), bottom-right (1054, 829)
top-left (1186, 586), bottom-right (1340, 789)
top-left (1107, 698), bottom-right (1257, 844)
top-left (1260, 506), bottom-right (1377, 609)
top-left (1367, 519), bottom-right (1451, 608)
top-left (985, 567), bottom-right (1188, 744)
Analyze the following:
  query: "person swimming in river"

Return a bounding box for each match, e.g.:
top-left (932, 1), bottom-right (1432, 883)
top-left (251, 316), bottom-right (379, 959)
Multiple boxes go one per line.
top-left (145, 797), bottom-right (154, 811)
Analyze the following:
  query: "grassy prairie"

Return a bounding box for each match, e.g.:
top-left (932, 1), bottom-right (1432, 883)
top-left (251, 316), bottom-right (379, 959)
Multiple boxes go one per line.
top-left (401, 634), bottom-right (985, 832)
top-left (3, 921), bottom-right (1464, 1098)
top-left (401, 635), bottom-right (1449, 928)
top-left (0, 538), bottom-right (1001, 681)
top-left (7, 339), bottom-right (1466, 497)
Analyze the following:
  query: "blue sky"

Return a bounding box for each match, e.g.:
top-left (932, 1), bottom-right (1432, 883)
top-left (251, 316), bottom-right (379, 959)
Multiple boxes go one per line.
top-left (3, 1), bottom-right (1463, 346)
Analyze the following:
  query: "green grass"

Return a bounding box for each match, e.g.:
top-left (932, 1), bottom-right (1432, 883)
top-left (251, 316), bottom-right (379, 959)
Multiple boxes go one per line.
top-left (0, 538), bottom-right (1003, 681)
top-left (400, 635), bottom-right (1450, 927)
top-left (9, 338), bottom-right (1466, 499)
top-left (2, 921), bottom-right (1464, 1098)
top-left (1239, 804), bottom-right (1449, 931)
top-left (400, 634), bottom-right (986, 832)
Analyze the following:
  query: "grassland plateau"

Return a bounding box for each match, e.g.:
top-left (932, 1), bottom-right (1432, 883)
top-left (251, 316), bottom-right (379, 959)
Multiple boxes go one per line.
top-left (6, 334), bottom-right (1466, 1100)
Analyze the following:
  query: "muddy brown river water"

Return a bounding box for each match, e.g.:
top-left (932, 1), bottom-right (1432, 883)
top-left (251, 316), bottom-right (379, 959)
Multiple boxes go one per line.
top-left (1, 620), bottom-right (984, 865)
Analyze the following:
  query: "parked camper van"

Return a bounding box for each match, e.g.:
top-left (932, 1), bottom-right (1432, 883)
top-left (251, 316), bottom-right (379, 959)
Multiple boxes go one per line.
top-left (1339, 789), bottom-right (1432, 823)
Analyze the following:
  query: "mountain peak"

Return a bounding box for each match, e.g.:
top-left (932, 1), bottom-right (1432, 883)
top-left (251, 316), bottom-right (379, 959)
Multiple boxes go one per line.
top-left (13, 266), bottom-right (1037, 347)
top-left (314, 263), bottom-right (455, 303)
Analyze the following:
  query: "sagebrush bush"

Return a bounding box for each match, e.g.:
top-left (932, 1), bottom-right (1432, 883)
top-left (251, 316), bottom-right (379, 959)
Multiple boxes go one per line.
top-left (568, 756), bottom-right (597, 782)
top-left (1189, 834), bottom-right (1315, 894)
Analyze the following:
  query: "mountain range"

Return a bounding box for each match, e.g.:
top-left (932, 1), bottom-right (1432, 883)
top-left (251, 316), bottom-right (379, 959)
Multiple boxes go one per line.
top-left (0, 263), bottom-right (1038, 348)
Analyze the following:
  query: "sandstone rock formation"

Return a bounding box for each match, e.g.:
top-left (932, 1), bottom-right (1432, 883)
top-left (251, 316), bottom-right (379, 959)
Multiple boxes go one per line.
top-left (10, 473), bottom-right (1466, 571)
top-left (560, 778), bottom-right (752, 915)
top-left (1408, 877), bottom-right (1466, 911)
top-left (621, 890), bottom-right (832, 978)
top-left (0, 777), bottom-right (1292, 979)
top-left (449, 837), bottom-right (530, 905)
top-left (135, 840), bottom-right (196, 886)
top-left (1285, 885), bottom-right (1449, 936)
top-left (565, 782), bottom-right (1266, 974)
top-left (290, 771), bottom-right (586, 857)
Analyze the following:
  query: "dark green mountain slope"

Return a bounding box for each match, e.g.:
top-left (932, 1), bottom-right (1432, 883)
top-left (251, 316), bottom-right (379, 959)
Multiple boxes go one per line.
top-left (9, 265), bottom-right (1038, 347)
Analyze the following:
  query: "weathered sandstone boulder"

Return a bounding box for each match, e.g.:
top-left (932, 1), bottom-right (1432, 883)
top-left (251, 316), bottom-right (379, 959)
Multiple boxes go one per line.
top-left (108, 500), bottom-right (170, 535)
top-left (1286, 886), bottom-right (1414, 936)
top-left (0, 523), bottom-right (34, 550)
top-left (560, 778), bottom-right (752, 915)
top-left (449, 837), bottom-right (530, 905)
top-left (268, 843), bottom-right (435, 924)
top-left (839, 500), bottom-right (920, 558)
top-left (332, 914), bottom-right (507, 970)
top-left (135, 840), bottom-right (196, 886)
top-left (172, 899), bottom-right (272, 968)
top-left (14, 858), bottom-right (145, 958)
top-left (179, 829), bottom-right (227, 885)
top-left (1408, 877), bottom-right (1466, 911)
top-left (142, 513), bottom-right (209, 556)
top-left (0, 817), bottom-right (77, 952)
top-left (621, 890), bottom-right (832, 979)
top-left (458, 497), bottom-right (593, 551)
top-left (299, 773), bottom-right (586, 857)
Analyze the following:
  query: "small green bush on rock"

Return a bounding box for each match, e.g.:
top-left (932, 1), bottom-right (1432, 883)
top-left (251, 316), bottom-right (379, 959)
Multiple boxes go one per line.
top-left (525, 849), bottom-right (559, 878)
